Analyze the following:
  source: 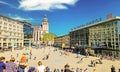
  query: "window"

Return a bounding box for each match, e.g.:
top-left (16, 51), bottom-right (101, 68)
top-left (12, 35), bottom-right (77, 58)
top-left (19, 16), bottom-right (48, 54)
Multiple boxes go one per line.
top-left (4, 27), bottom-right (7, 30)
top-left (9, 24), bottom-right (12, 26)
top-left (3, 18), bottom-right (7, 21)
top-left (8, 20), bottom-right (11, 22)
top-left (11, 20), bottom-right (15, 23)
top-left (13, 25), bottom-right (16, 27)
top-left (17, 29), bottom-right (19, 32)
top-left (0, 21), bottom-right (2, 24)
top-left (4, 22), bottom-right (7, 25)
top-left (0, 17), bottom-right (2, 19)
top-left (10, 33), bottom-right (12, 36)
top-left (3, 38), bottom-right (6, 41)
top-left (9, 28), bottom-right (12, 30)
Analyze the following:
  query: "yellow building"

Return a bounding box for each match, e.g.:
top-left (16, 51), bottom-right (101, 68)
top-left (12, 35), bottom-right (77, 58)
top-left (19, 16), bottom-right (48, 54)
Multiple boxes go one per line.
top-left (54, 34), bottom-right (70, 48)
top-left (0, 14), bottom-right (24, 49)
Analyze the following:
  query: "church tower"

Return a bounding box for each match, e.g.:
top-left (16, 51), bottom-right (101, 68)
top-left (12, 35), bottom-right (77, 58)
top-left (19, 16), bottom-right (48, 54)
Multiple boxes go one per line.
top-left (33, 15), bottom-right (49, 44)
top-left (42, 15), bottom-right (49, 33)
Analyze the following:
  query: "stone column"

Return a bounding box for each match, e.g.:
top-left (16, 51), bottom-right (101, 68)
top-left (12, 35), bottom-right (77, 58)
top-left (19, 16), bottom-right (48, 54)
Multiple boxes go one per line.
top-left (38, 30), bottom-right (40, 41)
top-left (1, 38), bottom-right (3, 48)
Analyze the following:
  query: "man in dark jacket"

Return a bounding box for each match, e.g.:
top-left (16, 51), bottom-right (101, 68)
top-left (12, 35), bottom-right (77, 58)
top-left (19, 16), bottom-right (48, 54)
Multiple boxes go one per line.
top-left (111, 65), bottom-right (116, 72)
top-left (64, 64), bottom-right (72, 72)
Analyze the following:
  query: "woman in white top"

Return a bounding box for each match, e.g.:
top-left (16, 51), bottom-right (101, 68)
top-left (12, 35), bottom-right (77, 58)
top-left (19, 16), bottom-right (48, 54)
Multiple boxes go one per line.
top-left (37, 61), bottom-right (46, 72)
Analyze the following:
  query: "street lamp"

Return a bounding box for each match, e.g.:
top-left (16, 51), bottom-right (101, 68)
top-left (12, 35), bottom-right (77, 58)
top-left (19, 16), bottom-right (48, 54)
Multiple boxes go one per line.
top-left (12, 39), bottom-right (14, 51)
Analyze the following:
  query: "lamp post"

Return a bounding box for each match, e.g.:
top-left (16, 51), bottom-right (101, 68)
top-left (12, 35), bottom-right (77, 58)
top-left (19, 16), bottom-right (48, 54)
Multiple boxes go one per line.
top-left (12, 39), bottom-right (14, 52)
top-left (29, 40), bottom-right (31, 50)
top-left (37, 40), bottom-right (40, 48)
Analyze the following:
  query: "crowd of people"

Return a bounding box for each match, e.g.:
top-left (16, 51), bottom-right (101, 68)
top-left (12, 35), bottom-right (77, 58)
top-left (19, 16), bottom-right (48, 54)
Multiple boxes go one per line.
top-left (0, 46), bottom-right (120, 72)
top-left (96, 54), bottom-right (116, 61)
top-left (0, 55), bottom-right (93, 72)
top-left (0, 55), bottom-right (120, 72)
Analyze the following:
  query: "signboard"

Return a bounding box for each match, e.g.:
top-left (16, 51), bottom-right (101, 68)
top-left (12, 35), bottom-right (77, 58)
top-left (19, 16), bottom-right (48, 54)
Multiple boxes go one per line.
top-left (107, 13), bottom-right (112, 19)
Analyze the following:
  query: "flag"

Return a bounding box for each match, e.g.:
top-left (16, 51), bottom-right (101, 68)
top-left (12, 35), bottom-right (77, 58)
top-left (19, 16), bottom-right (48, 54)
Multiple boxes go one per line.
top-left (107, 14), bottom-right (112, 19)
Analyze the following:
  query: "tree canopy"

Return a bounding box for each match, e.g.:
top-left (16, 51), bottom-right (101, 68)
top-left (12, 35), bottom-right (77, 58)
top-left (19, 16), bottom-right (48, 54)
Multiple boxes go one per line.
top-left (42, 33), bottom-right (56, 42)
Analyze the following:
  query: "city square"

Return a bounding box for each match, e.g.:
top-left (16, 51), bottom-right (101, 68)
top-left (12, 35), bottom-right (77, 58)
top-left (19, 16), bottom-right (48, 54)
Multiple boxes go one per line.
top-left (0, 46), bottom-right (120, 72)
top-left (0, 0), bottom-right (120, 72)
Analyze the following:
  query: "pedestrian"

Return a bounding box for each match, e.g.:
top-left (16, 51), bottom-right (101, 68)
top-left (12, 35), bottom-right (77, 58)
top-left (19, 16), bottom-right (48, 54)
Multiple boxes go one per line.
top-left (54, 68), bottom-right (57, 72)
top-left (57, 69), bottom-right (61, 72)
top-left (46, 66), bottom-right (51, 72)
top-left (93, 69), bottom-right (96, 72)
top-left (20, 54), bottom-right (27, 63)
top-left (80, 69), bottom-right (83, 72)
top-left (118, 69), bottom-right (120, 72)
top-left (0, 56), bottom-right (6, 72)
top-left (111, 65), bottom-right (116, 72)
top-left (18, 54), bottom-right (28, 72)
top-left (84, 68), bottom-right (89, 72)
top-left (61, 69), bottom-right (64, 72)
top-left (33, 57), bottom-right (36, 60)
top-left (28, 66), bottom-right (37, 72)
top-left (6, 57), bottom-right (17, 72)
top-left (76, 67), bottom-right (80, 72)
top-left (46, 54), bottom-right (49, 60)
top-left (64, 64), bottom-right (72, 72)
top-left (37, 61), bottom-right (46, 72)
top-left (17, 53), bottom-right (19, 57)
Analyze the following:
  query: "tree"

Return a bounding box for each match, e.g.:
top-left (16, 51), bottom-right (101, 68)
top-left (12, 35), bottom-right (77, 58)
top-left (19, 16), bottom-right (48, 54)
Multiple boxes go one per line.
top-left (42, 33), bottom-right (56, 45)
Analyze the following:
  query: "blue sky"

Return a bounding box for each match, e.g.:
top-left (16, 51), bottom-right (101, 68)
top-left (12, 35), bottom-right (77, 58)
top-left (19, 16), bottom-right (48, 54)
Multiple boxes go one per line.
top-left (0, 0), bottom-right (120, 36)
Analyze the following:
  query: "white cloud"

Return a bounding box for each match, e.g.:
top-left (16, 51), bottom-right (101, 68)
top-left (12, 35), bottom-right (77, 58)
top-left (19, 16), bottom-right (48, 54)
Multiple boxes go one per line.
top-left (0, 0), bottom-right (17, 8)
top-left (8, 14), bottom-right (33, 22)
top-left (0, 0), bottom-right (9, 5)
top-left (13, 16), bottom-right (33, 21)
top-left (18, 0), bottom-right (78, 11)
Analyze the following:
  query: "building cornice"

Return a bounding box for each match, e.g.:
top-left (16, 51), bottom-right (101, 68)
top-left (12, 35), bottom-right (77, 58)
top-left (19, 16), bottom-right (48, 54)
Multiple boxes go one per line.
top-left (71, 16), bottom-right (120, 32)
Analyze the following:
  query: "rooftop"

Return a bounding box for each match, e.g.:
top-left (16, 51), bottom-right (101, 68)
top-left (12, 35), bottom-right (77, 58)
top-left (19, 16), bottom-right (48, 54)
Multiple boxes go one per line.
top-left (71, 16), bottom-right (120, 32)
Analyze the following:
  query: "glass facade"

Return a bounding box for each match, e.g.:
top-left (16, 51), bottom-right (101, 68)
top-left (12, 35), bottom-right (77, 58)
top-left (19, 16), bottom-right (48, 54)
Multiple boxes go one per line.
top-left (24, 24), bottom-right (33, 38)
top-left (19, 21), bottom-right (33, 38)
top-left (19, 21), bottom-right (33, 46)
top-left (70, 17), bottom-right (120, 57)
top-left (70, 29), bottom-right (89, 48)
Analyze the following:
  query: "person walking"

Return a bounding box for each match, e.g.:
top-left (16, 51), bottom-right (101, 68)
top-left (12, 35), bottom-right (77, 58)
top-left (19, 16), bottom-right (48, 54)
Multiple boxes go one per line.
top-left (111, 65), bottom-right (116, 72)
top-left (6, 57), bottom-right (17, 72)
top-left (18, 54), bottom-right (28, 72)
top-left (37, 61), bottom-right (46, 72)
top-left (118, 69), bottom-right (120, 72)
top-left (93, 69), bottom-right (96, 72)
top-left (28, 66), bottom-right (38, 72)
top-left (0, 56), bottom-right (6, 72)
top-left (64, 64), bottom-right (72, 72)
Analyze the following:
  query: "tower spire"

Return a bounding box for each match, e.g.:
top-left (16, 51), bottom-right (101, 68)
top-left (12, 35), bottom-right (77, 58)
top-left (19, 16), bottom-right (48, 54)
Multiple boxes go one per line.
top-left (44, 14), bottom-right (47, 18)
top-left (43, 14), bottom-right (48, 22)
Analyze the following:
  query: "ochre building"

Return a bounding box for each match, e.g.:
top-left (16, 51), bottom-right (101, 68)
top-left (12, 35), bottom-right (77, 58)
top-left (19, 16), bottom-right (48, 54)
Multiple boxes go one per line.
top-left (0, 15), bottom-right (24, 49)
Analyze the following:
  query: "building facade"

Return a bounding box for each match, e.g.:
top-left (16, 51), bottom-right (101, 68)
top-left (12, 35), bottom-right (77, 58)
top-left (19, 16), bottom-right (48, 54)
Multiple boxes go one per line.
top-left (18, 20), bottom-right (33, 46)
top-left (33, 15), bottom-right (49, 44)
top-left (54, 34), bottom-right (70, 48)
top-left (0, 15), bottom-right (24, 49)
top-left (70, 16), bottom-right (120, 56)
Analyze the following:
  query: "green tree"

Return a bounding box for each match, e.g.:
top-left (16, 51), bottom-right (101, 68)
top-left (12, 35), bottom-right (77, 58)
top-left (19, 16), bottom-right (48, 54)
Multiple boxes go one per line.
top-left (42, 33), bottom-right (56, 42)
